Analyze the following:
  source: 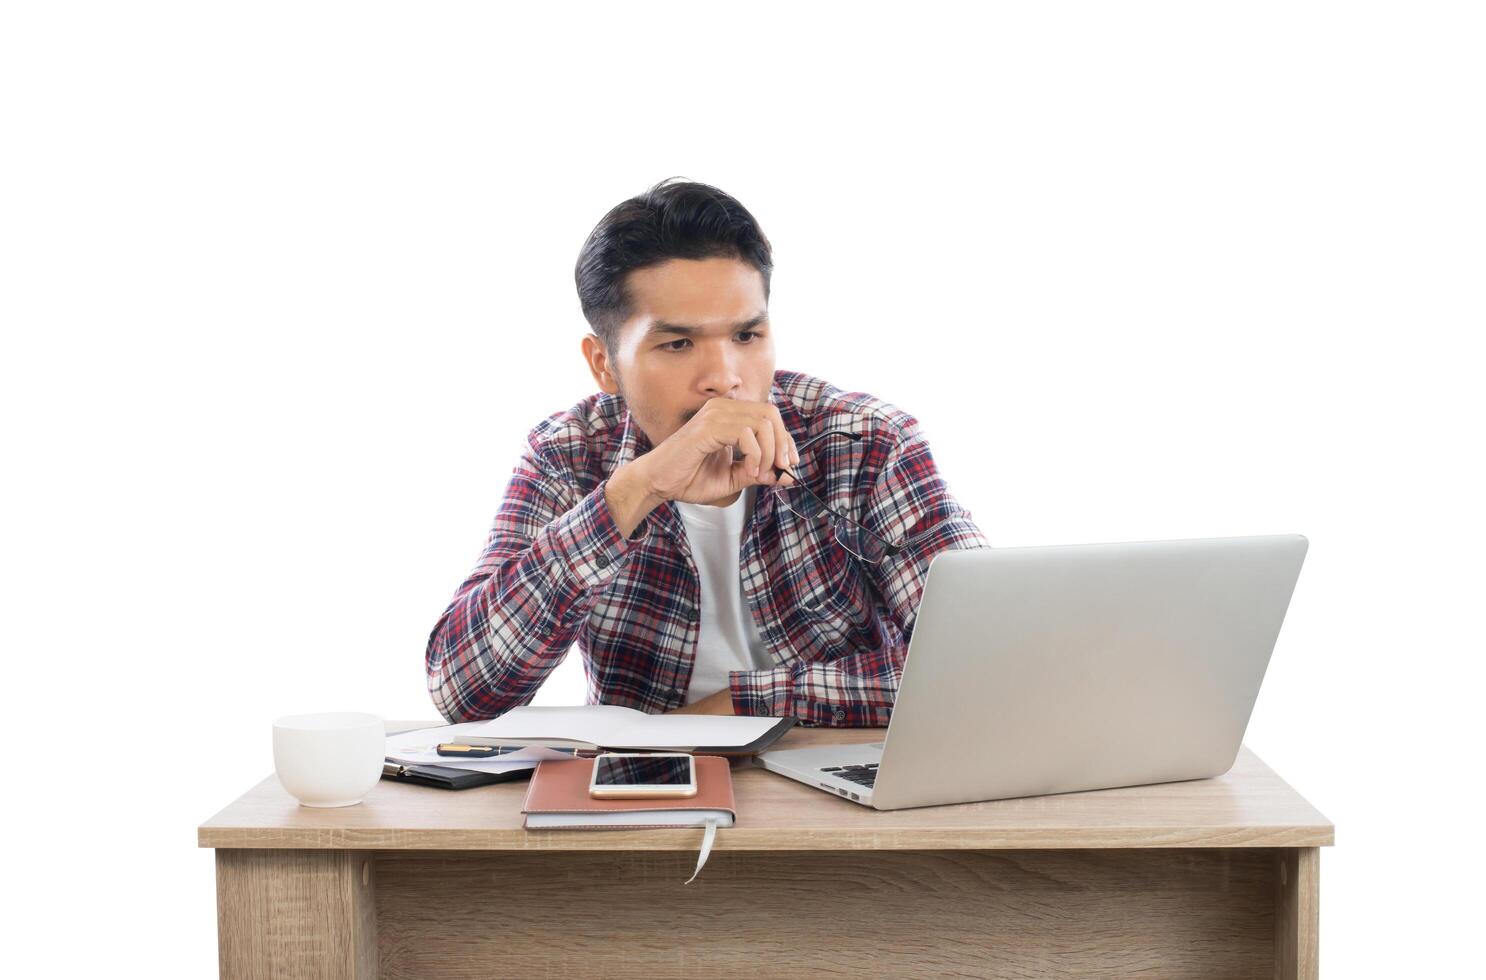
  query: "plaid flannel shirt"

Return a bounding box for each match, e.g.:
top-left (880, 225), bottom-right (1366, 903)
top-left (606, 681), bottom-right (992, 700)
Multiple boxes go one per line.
top-left (426, 370), bottom-right (990, 727)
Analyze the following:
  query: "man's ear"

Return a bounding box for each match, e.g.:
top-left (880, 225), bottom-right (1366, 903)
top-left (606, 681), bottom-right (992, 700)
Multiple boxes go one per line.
top-left (581, 334), bottom-right (621, 395)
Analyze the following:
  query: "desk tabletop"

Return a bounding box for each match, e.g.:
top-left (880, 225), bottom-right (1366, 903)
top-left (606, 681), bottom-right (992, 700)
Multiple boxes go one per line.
top-left (199, 722), bottom-right (1333, 852)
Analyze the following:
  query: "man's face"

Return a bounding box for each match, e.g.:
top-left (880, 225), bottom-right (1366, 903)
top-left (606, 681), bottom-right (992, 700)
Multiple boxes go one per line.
top-left (584, 256), bottom-right (775, 447)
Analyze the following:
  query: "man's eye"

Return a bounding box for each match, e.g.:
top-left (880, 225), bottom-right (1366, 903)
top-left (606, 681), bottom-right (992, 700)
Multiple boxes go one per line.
top-left (659, 333), bottom-right (754, 352)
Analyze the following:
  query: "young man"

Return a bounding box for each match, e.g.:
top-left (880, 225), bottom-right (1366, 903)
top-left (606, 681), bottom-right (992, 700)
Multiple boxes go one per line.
top-left (426, 178), bottom-right (989, 726)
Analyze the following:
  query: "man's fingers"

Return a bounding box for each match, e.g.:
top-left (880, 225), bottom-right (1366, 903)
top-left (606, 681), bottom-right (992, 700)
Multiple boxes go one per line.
top-left (689, 399), bottom-right (799, 489)
top-left (759, 403), bottom-right (796, 472)
top-left (735, 426), bottom-right (764, 481)
top-left (771, 414), bottom-right (794, 473)
top-left (753, 418), bottom-right (776, 484)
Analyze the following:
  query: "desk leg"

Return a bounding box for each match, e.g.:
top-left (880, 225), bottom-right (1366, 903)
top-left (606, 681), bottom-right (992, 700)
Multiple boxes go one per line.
top-left (215, 849), bottom-right (378, 980)
top-left (1275, 847), bottom-right (1320, 980)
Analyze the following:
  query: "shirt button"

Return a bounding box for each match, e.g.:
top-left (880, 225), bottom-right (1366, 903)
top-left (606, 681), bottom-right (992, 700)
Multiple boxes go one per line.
top-left (594, 554), bottom-right (610, 569)
top-left (833, 709), bottom-right (847, 722)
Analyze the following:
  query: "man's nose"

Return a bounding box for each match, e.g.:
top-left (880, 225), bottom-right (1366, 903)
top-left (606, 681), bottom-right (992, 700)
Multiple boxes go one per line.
top-left (695, 341), bottom-right (742, 398)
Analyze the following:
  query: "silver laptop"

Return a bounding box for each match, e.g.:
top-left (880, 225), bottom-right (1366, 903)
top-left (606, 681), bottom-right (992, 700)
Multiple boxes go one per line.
top-left (757, 534), bottom-right (1308, 810)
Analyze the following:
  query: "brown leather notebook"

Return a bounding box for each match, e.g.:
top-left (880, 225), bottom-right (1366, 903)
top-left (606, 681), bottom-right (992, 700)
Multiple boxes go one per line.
top-left (521, 755), bottom-right (736, 829)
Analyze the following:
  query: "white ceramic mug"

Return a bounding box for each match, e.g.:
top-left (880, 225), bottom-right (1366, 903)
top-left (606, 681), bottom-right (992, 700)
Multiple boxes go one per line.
top-left (272, 711), bottom-right (385, 807)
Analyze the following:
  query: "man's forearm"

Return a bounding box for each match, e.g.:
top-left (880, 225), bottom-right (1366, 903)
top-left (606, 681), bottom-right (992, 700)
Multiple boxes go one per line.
top-left (669, 687), bottom-right (736, 716)
top-left (604, 458), bottom-right (663, 538)
top-left (430, 461), bottom-right (648, 721)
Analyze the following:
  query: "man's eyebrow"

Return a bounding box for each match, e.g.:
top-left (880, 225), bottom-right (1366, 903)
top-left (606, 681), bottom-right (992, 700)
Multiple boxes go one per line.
top-left (649, 312), bottom-right (770, 336)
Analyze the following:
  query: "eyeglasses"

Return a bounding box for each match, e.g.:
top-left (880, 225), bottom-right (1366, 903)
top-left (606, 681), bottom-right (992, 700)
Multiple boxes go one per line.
top-left (773, 430), bottom-right (932, 564)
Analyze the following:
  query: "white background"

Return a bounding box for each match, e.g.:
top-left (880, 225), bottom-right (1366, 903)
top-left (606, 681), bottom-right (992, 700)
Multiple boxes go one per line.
top-left (3, 2), bottom-right (1482, 975)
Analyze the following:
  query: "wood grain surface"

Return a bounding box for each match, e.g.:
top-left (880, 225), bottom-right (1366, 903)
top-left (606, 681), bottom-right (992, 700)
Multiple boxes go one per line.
top-left (372, 847), bottom-right (1287, 979)
top-left (216, 849), bottom-right (376, 979)
top-left (200, 723), bottom-right (1333, 851)
top-left (1275, 847), bottom-right (1321, 979)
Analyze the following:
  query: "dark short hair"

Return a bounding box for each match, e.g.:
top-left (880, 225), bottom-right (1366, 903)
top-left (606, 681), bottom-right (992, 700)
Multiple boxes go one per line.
top-left (575, 177), bottom-right (774, 347)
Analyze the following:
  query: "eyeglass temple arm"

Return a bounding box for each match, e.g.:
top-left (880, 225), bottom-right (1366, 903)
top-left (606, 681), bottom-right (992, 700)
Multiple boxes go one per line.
top-left (773, 429), bottom-right (952, 558)
top-left (772, 429), bottom-right (863, 480)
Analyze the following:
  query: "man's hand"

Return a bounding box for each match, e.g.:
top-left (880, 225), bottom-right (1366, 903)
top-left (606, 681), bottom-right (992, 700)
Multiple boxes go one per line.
top-left (641, 398), bottom-right (800, 504)
top-left (669, 688), bottom-right (736, 715)
top-left (606, 398), bottom-right (799, 537)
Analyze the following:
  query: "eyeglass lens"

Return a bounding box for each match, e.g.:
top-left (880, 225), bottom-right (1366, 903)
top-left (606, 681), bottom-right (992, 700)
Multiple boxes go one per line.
top-left (777, 486), bottom-right (890, 563)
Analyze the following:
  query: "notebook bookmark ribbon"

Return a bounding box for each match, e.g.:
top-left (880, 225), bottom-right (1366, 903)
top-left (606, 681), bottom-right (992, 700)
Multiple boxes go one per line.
top-left (683, 818), bottom-right (719, 884)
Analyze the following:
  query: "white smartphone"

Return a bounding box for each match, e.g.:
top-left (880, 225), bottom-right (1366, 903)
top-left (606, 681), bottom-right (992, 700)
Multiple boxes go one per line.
top-left (588, 752), bottom-right (698, 799)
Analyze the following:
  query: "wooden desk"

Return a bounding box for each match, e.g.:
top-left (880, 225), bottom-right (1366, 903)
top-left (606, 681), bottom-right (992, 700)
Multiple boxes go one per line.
top-left (200, 723), bottom-right (1332, 979)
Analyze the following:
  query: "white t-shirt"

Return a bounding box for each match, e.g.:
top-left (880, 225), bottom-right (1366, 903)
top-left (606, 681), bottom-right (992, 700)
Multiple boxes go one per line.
top-left (674, 487), bottom-right (775, 705)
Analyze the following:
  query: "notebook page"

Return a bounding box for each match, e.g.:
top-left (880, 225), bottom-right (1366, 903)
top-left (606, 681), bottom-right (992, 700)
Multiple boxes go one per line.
top-left (471, 704), bottom-right (780, 748)
top-left (524, 810), bottom-right (735, 828)
top-left (616, 712), bottom-right (781, 748)
top-left (470, 705), bottom-right (648, 744)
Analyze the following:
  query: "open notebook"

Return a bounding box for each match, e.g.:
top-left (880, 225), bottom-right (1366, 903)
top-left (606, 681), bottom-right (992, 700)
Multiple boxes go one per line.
top-left (456, 704), bottom-right (795, 755)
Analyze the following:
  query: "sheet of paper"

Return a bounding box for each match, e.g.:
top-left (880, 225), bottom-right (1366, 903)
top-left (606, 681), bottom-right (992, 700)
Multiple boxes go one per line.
top-left (471, 704), bottom-right (782, 748)
top-left (469, 705), bottom-right (645, 743)
top-left (385, 723), bottom-right (577, 770)
top-left (621, 713), bottom-right (782, 747)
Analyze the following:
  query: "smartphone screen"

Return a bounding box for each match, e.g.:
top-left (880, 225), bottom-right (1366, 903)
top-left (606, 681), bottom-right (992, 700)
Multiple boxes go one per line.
top-left (592, 755), bottom-right (693, 787)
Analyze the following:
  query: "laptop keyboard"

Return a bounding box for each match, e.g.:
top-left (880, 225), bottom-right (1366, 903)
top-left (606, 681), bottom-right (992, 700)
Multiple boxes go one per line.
top-left (820, 763), bottom-right (877, 788)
